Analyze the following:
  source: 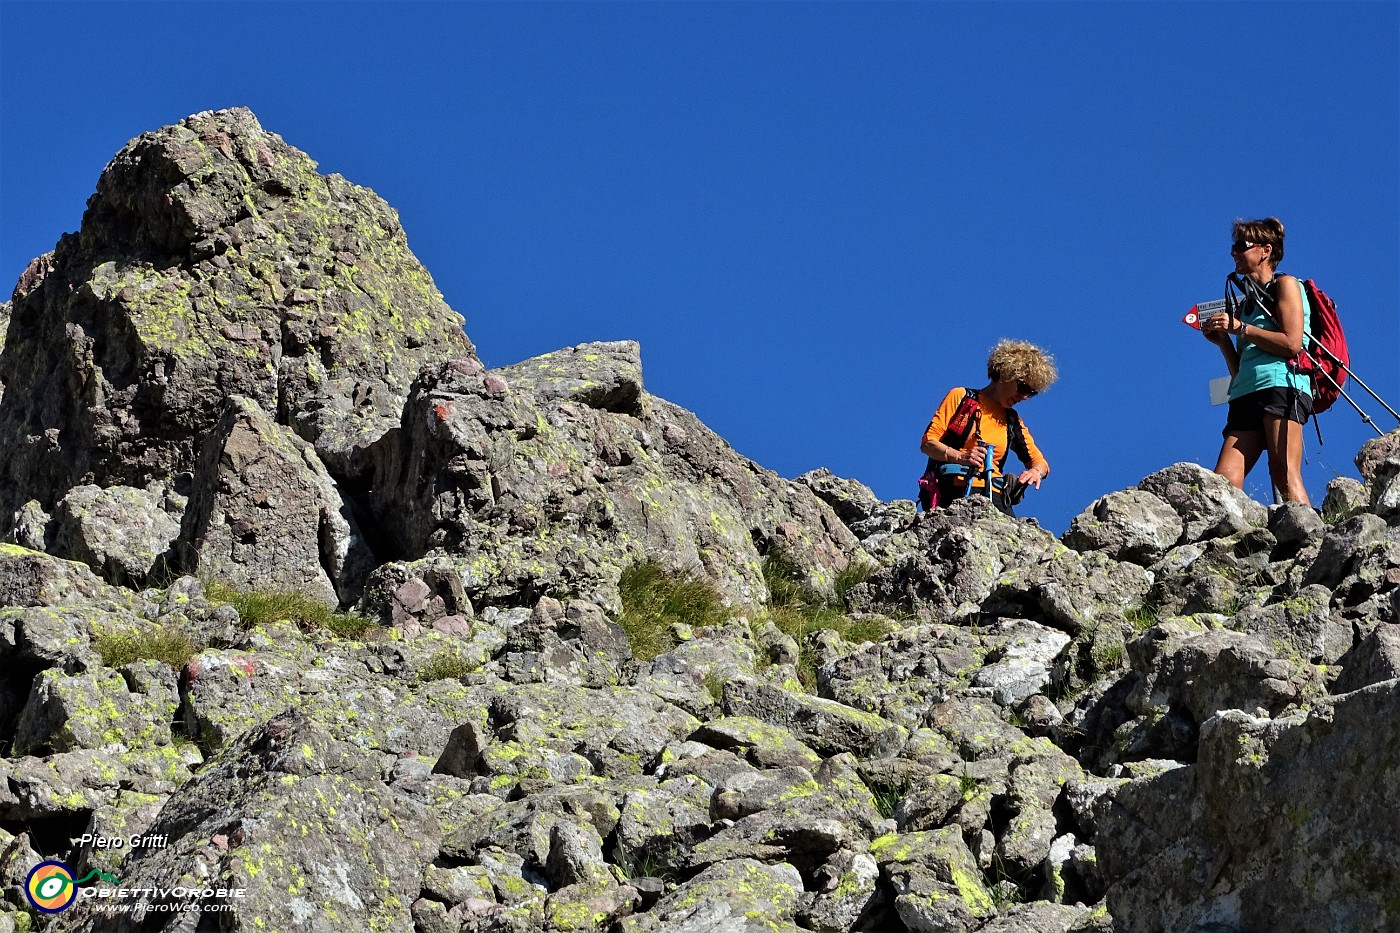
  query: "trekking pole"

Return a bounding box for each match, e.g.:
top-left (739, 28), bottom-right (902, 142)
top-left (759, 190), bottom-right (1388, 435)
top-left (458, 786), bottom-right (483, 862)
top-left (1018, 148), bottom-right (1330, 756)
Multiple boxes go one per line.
top-left (961, 441), bottom-right (996, 499)
top-left (1310, 362), bottom-right (1390, 438)
top-left (1305, 342), bottom-right (1400, 427)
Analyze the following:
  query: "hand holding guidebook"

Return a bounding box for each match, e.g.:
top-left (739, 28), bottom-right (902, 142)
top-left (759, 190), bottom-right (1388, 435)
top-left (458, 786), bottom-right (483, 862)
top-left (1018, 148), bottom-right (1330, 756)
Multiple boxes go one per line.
top-left (1185, 298), bottom-right (1234, 405)
top-left (1182, 298), bottom-right (1228, 330)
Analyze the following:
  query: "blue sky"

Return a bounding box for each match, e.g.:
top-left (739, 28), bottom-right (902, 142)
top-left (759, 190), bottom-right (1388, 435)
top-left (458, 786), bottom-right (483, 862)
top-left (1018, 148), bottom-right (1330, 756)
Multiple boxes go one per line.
top-left (2, 2), bottom-right (1397, 535)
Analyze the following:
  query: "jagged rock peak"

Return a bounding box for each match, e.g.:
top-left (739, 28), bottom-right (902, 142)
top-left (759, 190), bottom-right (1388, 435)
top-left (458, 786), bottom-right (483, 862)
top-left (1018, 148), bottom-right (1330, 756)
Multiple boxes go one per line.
top-left (0, 299), bottom-right (9, 405)
top-left (0, 107), bottom-right (476, 524)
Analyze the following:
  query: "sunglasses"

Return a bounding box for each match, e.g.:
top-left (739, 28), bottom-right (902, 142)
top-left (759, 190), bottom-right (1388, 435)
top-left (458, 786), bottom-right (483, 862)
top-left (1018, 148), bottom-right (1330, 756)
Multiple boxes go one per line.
top-left (1016, 380), bottom-right (1038, 398)
top-left (1231, 239), bottom-right (1260, 254)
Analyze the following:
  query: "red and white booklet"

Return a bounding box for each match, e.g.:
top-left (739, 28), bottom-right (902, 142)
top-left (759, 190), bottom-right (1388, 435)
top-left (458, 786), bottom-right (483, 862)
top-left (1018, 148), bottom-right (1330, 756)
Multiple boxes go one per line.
top-left (1187, 299), bottom-right (1235, 405)
top-left (1183, 298), bottom-right (1228, 330)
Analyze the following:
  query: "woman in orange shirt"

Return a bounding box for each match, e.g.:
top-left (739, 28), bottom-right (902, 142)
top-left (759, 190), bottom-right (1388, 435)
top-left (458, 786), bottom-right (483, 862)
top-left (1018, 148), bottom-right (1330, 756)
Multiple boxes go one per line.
top-left (919, 339), bottom-right (1056, 515)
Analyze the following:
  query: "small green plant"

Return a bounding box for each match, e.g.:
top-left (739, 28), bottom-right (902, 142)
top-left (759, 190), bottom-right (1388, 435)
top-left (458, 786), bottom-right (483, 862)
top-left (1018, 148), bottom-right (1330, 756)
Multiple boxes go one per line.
top-left (1123, 600), bottom-right (1161, 632)
top-left (1090, 639), bottom-right (1125, 671)
top-left (833, 560), bottom-right (873, 603)
top-left (617, 561), bottom-right (730, 661)
top-left (702, 670), bottom-right (725, 704)
top-left (958, 765), bottom-right (978, 802)
top-left (871, 783), bottom-right (906, 820)
top-left (763, 548), bottom-right (811, 610)
top-left (204, 582), bottom-right (378, 639)
top-left (418, 651), bottom-right (479, 682)
top-left (616, 845), bottom-right (679, 883)
top-left (93, 625), bottom-right (197, 671)
top-left (761, 550), bottom-right (891, 690)
top-left (989, 877), bottom-right (1026, 910)
top-left (987, 849), bottom-right (1035, 907)
top-left (1320, 499), bottom-right (1353, 526)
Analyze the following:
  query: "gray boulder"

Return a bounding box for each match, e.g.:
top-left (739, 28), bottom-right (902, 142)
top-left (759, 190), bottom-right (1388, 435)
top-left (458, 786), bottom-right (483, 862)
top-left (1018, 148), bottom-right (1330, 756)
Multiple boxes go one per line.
top-left (51, 483), bottom-right (183, 587)
top-left (986, 547), bottom-right (1152, 635)
top-left (0, 744), bottom-right (195, 823)
top-left (1230, 584), bottom-right (1351, 665)
top-left (13, 665), bottom-right (176, 756)
top-left (872, 827), bottom-right (996, 933)
top-left (1357, 428), bottom-right (1400, 521)
top-left (1302, 513), bottom-right (1400, 614)
top-left (794, 468), bottom-right (885, 527)
top-left (851, 496), bottom-right (1062, 620)
top-left (693, 755), bottom-right (884, 875)
top-left (1267, 500), bottom-right (1324, 547)
top-left (720, 675), bottom-right (907, 759)
top-left (432, 681), bottom-right (699, 798)
top-left (799, 848), bottom-right (884, 932)
top-left (368, 346), bottom-right (863, 611)
top-left (1064, 488), bottom-right (1184, 564)
top-left (181, 622), bottom-right (489, 761)
top-left (817, 622), bottom-right (991, 728)
top-left (690, 716), bottom-right (822, 770)
top-left (1333, 624), bottom-right (1400, 693)
top-left (612, 775), bottom-right (713, 876)
top-left (177, 395), bottom-right (373, 605)
top-left (1097, 682), bottom-right (1400, 932)
top-left (1125, 619), bottom-right (1322, 727)
top-left (0, 544), bottom-right (136, 613)
top-left (1137, 462), bottom-right (1267, 542)
top-left (635, 618), bottom-right (758, 716)
top-left (88, 711), bottom-right (439, 933)
top-left (970, 619), bottom-right (1073, 706)
top-left (617, 858), bottom-right (805, 933)
top-left (976, 901), bottom-right (1100, 932)
top-left (1322, 475), bottom-right (1368, 523)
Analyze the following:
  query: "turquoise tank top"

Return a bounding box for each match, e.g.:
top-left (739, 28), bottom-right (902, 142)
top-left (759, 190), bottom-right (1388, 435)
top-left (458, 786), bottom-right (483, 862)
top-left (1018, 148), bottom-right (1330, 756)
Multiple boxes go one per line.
top-left (1228, 277), bottom-right (1312, 400)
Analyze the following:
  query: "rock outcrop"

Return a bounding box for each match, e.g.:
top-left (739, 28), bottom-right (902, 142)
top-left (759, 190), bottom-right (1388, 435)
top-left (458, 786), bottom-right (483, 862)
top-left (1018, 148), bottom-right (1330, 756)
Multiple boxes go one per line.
top-left (0, 106), bottom-right (474, 540)
top-left (1, 110), bottom-right (1397, 933)
top-left (365, 344), bottom-right (862, 612)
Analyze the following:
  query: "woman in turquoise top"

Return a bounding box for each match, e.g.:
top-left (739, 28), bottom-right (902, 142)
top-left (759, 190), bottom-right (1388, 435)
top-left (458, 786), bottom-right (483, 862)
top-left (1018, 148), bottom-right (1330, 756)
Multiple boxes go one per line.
top-left (1201, 217), bottom-right (1313, 505)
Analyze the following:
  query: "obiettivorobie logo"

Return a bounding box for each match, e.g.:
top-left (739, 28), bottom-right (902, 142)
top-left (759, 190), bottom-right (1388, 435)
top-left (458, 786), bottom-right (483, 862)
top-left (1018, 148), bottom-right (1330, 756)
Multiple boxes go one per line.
top-left (24, 861), bottom-right (119, 913)
top-left (24, 860), bottom-right (248, 917)
top-left (25, 831), bottom-right (247, 918)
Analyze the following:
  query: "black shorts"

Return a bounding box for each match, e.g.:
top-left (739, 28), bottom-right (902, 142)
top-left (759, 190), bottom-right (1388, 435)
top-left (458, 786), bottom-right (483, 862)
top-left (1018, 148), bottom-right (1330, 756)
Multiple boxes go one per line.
top-left (1223, 387), bottom-right (1313, 434)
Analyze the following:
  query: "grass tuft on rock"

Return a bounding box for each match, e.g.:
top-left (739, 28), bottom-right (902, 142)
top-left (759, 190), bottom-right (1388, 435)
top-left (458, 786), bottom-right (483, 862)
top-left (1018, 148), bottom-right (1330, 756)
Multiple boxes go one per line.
top-left (618, 561), bottom-right (730, 661)
top-left (1123, 599), bottom-right (1161, 632)
top-left (418, 651), bottom-right (480, 682)
top-left (94, 625), bottom-right (197, 671)
top-left (761, 549), bottom-right (888, 689)
top-left (204, 582), bottom-right (378, 639)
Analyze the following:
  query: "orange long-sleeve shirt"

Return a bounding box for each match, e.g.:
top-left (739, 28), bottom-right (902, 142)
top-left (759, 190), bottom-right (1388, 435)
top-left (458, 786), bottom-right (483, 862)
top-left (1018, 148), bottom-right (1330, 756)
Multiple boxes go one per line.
top-left (921, 388), bottom-right (1048, 481)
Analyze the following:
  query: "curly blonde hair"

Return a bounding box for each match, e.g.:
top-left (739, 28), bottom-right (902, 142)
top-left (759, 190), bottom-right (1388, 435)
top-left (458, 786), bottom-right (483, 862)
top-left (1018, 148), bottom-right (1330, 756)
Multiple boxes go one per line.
top-left (986, 339), bottom-right (1058, 393)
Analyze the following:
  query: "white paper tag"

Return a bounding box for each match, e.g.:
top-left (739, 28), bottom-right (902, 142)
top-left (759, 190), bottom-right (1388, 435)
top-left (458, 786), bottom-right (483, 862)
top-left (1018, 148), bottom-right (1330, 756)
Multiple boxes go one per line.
top-left (1209, 376), bottom-right (1231, 406)
top-left (1195, 299), bottom-right (1229, 321)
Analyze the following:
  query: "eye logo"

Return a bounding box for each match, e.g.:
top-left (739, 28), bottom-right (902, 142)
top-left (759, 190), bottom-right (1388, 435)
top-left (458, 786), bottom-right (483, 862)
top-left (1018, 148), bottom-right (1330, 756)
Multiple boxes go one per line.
top-left (26, 861), bottom-right (78, 913)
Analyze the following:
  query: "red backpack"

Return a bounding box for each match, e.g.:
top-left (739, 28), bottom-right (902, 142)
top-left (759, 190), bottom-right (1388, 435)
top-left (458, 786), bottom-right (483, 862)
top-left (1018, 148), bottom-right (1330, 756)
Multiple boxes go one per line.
top-left (1294, 279), bottom-right (1348, 414)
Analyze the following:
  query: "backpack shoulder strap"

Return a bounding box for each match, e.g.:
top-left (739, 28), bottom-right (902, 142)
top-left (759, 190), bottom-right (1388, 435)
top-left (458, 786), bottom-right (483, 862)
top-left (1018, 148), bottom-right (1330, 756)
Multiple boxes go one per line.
top-left (925, 389), bottom-right (981, 473)
top-left (1003, 407), bottom-right (1031, 471)
top-left (943, 388), bottom-right (981, 448)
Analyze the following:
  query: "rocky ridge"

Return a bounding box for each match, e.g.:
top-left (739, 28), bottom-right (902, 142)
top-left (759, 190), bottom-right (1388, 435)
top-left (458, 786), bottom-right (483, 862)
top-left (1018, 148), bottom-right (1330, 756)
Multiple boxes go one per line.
top-left (1, 109), bottom-right (1398, 933)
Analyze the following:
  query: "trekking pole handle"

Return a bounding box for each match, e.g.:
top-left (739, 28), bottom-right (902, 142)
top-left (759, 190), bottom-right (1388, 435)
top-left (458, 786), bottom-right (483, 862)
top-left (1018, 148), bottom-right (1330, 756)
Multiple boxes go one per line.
top-left (982, 442), bottom-right (995, 492)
